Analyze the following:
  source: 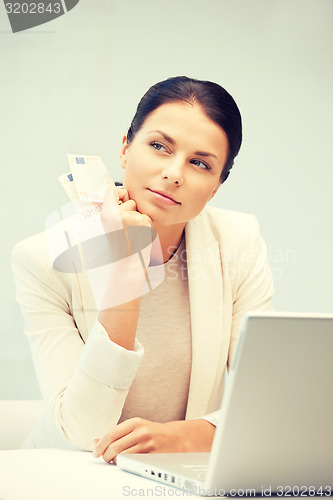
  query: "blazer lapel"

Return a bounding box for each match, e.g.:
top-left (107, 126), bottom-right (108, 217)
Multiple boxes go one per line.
top-left (74, 211), bottom-right (225, 418)
top-left (184, 213), bottom-right (224, 420)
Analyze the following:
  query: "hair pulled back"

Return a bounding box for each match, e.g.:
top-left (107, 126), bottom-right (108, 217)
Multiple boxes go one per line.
top-left (126, 76), bottom-right (242, 183)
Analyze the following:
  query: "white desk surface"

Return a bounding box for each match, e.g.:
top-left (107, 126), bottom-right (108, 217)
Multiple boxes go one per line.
top-left (0, 448), bottom-right (211, 500)
top-left (0, 449), bottom-right (328, 500)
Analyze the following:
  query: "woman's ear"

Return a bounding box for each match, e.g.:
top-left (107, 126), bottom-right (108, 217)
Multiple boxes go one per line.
top-left (119, 135), bottom-right (129, 169)
top-left (207, 189), bottom-right (217, 202)
top-left (207, 182), bottom-right (221, 202)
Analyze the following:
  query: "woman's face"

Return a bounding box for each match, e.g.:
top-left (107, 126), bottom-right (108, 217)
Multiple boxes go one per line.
top-left (120, 101), bottom-right (229, 227)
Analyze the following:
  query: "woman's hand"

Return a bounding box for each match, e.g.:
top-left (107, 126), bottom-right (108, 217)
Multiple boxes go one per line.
top-left (100, 187), bottom-right (152, 233)
top-left (92, 418), bottom-right (216, 463)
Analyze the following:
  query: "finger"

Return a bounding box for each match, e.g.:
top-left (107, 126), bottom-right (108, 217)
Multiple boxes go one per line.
top-left (118, 199), bottom-right (137, 212)
top-left (130, 212), bottom-right (152, 227)
top-left (121, 211), bottom-right (152, 228)
top-left (119, 443), bottom-right (150, 456)
top-left (135, 208), bottom-right (153, 226)
top-left (102, 434), bottom-right (137, 463)
top-left (95, 418), bottom-right (141, 457)
top-left (117, 187), bottom-right (130, 204)
top-left (91, 437), bottom-right (101, 457)
top-left (107, 443), bottom-right (148, 465)
top-left (140, 214), bottom-right (152, 227)
top-left (101, 428), bottom-right (152, 463)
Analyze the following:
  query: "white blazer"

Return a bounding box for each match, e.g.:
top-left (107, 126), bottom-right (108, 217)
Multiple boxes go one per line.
top-left (12, 206), bottom-right (274, 450)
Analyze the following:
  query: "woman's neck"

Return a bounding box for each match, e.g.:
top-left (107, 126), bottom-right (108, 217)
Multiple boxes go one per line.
top-left (151, 222), bottom-right (185, 264)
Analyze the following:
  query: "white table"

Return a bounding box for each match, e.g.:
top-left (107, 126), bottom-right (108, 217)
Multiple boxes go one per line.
top-left (0, 449), bottom-right (329, 500)
top-left (0, 449), bottom-right (210, 500)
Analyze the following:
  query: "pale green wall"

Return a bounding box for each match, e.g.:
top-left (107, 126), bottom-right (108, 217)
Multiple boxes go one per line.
top-left (1, 0), bottom-right (332, 398)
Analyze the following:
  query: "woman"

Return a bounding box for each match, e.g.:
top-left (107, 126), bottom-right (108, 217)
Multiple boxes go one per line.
top-left (12, 76), bottom-right (274, 461)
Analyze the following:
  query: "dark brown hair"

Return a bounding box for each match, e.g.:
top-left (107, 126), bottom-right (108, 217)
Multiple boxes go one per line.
top-left (127, 76), bottom-right (242, 183)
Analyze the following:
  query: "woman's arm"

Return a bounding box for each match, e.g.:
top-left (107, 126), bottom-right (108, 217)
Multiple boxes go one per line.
top-left (11, 238), bottom-right (143, 451)
top-left (11, 188), bottom-right (152, 451)
top-left (93, 417), bottom-right (216, 463)
top-left (97, 188), bottom-right (152, 351)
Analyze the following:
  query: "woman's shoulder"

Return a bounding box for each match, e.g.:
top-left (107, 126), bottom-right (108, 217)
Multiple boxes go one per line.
top-left (11, 231), bottom-right (72, 289)
top-left (12, 231), bottom-right (50, 267)
top-left (198, 206), bottom-right (260, 235)
top-left (186, 206), bottom-right (263, 257)
top-left (11, 230), bottom-right (78, 312)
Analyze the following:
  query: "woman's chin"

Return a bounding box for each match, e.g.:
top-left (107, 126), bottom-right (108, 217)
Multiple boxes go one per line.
top-left (133, 196), bottom-right (179, 227)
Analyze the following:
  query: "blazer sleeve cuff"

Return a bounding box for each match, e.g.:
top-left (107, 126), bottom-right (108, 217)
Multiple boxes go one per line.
top-left (197, 410), bottom-right (220, 427)
top-left (77, 320), bottom-right (144, 389)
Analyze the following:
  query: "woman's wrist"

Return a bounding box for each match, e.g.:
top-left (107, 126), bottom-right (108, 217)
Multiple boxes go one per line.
top-left (185, 419), bottom-right (216, 452)
top-left (166, 419), bottom-right (216, 452)
top-left (98, 296), bottom-right (142, 351)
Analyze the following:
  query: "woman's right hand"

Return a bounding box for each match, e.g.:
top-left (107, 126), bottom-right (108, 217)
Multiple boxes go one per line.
top-left (100, 187), bottom-right (152, 233)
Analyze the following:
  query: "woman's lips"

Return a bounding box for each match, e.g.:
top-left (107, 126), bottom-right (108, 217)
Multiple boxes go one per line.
top-left (148, 189), bottom-right (180, 206)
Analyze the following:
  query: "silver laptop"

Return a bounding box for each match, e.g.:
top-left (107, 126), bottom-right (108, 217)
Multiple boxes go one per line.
top-left (117, 312), bottom-right (333, 496)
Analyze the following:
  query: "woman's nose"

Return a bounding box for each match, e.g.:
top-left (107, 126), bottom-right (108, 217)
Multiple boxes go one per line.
top-left (161, 159), bottom-right (184, 186)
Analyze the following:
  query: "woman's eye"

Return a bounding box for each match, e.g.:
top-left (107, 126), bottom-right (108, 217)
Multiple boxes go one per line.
top-left (151, 142), bottom-right (166, 152)
top-left (191, 159), bottom-right (211, 170)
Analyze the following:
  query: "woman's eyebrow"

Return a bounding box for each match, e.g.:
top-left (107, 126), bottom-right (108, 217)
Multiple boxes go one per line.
top-left (148, 129), bottom-right (175, 145)
top-left (147, 129), bottom-right (220, 164)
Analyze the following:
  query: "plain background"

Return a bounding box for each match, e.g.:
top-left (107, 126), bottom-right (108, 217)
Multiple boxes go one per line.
top-left (1, 0), bottom-right (332, 399)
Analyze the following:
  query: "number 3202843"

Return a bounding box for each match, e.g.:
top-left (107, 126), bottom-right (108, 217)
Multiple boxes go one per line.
top-left (5, 3), bottom-right (61, 14)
